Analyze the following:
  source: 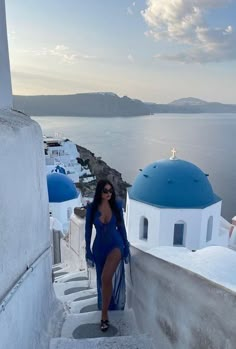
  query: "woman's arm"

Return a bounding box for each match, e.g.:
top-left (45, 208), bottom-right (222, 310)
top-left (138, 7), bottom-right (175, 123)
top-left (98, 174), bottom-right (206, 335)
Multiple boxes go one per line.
top-left (85, 204), bottom-right (95, 265)
top-left (116, 201), bottom-right (130, 261)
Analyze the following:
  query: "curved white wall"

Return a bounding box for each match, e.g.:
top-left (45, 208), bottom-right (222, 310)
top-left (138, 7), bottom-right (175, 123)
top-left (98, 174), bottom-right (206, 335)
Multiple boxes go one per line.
top-left (0, 111), bottom-right (54, 349)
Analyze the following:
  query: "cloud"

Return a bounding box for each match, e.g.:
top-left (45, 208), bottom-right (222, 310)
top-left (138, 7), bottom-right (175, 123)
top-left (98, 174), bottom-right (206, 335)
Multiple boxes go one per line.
top-left (127, 1), bottom-right (136, 15)
top-left (21, 45), bottom-right (96, 64)
top-left (142, 0), bottom-right (235, 63)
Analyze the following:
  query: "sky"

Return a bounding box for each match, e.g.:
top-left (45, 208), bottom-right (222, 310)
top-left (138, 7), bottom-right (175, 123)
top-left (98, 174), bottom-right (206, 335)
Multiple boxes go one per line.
top-left (5, 0), bottom-right (236, 103)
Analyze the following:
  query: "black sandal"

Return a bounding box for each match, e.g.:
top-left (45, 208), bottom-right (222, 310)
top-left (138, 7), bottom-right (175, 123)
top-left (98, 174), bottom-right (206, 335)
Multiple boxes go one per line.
top-left (100, 319), bottom-right (109, 332)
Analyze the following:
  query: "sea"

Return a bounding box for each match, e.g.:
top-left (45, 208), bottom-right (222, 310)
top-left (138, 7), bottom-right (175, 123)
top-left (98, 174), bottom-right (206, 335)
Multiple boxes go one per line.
top-left (32, 114), bottom-right (236, 221)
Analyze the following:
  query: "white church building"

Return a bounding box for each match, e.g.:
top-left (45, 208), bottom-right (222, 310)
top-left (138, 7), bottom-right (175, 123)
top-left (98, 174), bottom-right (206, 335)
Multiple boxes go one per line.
top-left (47, 172), bottom-right (82, 233)
top-left (126, 152), bottom-right (229, 251)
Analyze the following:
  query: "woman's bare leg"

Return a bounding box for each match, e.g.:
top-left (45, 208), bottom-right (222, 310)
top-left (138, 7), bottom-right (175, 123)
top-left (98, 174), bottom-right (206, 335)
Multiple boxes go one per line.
top-left (101, 248), bottom-right (121, 320)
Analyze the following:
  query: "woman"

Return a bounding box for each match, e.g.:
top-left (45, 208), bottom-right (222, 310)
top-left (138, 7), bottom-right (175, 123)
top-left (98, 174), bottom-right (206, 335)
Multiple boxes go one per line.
top-left (85, 179), bottom-right (130, 332)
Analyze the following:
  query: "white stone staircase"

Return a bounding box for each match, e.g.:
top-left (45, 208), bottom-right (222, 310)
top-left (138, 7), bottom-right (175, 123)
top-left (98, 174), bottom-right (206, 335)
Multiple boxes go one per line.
top-left (50, 335), bottom-right (154, 349)
top-left (50, 264), bottom-right (154, 349)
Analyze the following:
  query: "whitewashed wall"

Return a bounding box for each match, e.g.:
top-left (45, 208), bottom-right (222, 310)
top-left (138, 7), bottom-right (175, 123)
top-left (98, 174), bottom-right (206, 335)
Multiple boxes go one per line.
top-left (69, 214), bottom-right (86, 271)
top-left (200, 202), bottom-right (228, 247)
top-left (127, 195), bottom-right (224, 250)
top-left (126, 197), bottom-right (161, 248)
top-left (127, 246), bottom-right (236, 349)
top-left (0, 111), bottom-right (54, 349)
top-left (158, 208), bottom-right (202, 248)
top-left (67, 213), bottom-right (96, 271)
top-left (49, 197), bottom-right (82, 230)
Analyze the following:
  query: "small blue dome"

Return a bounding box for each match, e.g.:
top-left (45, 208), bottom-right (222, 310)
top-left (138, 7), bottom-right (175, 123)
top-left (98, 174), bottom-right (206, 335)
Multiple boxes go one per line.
top-left (52, 165), bottom-right (66, 175)
top-left (47, 173), bottom-right (79, 203)
top-left (129, 159), bottom-right (220, 208)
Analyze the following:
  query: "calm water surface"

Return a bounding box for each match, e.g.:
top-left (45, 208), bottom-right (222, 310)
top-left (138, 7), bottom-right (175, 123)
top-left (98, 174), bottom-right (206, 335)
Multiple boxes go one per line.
top-left (32, 114), bottom-right (236, 220)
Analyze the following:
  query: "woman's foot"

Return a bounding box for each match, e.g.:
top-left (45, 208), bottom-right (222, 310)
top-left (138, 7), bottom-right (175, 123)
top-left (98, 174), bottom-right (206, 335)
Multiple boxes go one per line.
top-left (100, 319), bottom-right (109, 332)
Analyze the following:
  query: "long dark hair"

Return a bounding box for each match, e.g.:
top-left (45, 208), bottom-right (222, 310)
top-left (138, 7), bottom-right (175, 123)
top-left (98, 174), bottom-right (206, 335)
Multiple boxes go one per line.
top-left (90, 179), bottom-right (121, 224)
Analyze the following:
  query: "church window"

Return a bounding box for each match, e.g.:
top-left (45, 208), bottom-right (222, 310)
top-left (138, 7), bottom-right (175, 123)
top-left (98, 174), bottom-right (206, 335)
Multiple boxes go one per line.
top-left (140, 217), bottom-right (148, 240)
top-left (206, 216), bottom-right (213, 242)
top-left (173, 222), bottom-right (185, 246)
top-left (67, 207), bottom-right (72, 220)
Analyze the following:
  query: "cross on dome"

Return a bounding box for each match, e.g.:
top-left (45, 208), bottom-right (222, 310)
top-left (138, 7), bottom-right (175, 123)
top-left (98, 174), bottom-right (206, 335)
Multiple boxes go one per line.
top-left (170, 147), bottom-right (177, 160)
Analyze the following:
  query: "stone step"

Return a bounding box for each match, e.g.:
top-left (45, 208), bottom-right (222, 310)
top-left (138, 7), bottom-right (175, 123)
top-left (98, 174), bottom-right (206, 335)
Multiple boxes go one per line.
top-left (68, 294), bottom-right (98, 314)
top-left (54, 270), bottom-right (88, 283)
top-left (50, 334), bottom-right (154, 349)
top-left (60, 288), bottom-right (97, 304)
top-left (52, 262), bottom-right (66, 271)
top-left (54, 279), bottom-right (90, 298)
top-left (61, 309), bottom-right (139, 340)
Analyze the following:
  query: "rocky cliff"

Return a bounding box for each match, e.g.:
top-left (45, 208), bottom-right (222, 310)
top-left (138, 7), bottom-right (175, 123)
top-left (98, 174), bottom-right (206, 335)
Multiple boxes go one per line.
top-left (13, 93), bottom-right (150, 117)
top-left (76, 144), bottom-right (130, 204)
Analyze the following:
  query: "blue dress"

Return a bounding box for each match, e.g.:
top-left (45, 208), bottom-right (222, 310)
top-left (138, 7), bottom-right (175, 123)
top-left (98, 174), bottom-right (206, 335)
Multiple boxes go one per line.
top-left (85, 201), bottom-right (129, 310)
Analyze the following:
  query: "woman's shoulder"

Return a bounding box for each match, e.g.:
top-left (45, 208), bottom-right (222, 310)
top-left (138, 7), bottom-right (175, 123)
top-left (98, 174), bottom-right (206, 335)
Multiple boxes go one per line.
top-left (86, 202), bottom-right (94, 208)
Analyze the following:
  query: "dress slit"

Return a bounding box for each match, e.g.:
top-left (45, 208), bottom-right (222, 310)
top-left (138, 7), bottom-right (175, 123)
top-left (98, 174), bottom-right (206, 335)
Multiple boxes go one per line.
top-left (96, 259), bottom-right (126, 311)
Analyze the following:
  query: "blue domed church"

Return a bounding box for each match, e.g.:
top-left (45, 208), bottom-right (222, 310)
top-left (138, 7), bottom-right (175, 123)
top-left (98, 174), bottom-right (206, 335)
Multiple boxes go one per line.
top-left (126, 152), bottom-right (228, 250)
top-left (47, 173), bottom-right (82, 233)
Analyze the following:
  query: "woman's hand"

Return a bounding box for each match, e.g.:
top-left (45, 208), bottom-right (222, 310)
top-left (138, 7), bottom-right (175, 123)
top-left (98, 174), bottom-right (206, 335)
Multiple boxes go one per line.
top-left (124, 241), bottom-right (131, 264)
top-left (86, 249), bottom-right (95, 268)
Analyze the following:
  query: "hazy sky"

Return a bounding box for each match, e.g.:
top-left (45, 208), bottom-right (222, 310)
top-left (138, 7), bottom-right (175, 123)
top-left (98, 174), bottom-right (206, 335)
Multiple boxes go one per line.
top-left (5, 0), bottom-right (236, 103)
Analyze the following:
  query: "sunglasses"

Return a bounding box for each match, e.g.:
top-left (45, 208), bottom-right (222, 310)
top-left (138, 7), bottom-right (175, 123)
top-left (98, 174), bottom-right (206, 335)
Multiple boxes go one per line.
top-left (103, 188), bottom-right (113, 194)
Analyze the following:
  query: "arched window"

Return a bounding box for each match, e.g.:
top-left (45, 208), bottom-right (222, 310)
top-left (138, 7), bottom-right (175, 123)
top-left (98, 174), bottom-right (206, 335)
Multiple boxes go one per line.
top-left (173, 222), bottom-right (185, 246)
top-left (67, 207), bottom-right (72, 220)
top-left (206, 216), bottom-right (213, 242)
top-left (139, 217), bottom-right (148, 240)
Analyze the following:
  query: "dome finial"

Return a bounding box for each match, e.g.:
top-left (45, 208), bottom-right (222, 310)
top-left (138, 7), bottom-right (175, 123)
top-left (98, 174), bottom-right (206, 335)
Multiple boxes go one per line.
top-left (170, 147), bottom-right (177, 160)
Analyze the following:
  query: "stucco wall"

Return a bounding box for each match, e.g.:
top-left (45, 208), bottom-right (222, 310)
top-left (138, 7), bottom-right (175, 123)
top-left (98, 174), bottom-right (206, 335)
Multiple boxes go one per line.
top-left (200, 202), bottom-right (227, 248)
top-left (0, 251), bottom-right (54, 349)
top-left (49, 197), bottom-right (82, 228)
top-left (68, 214), bottom-right (86, 271)
top-left (159, 208), bottom-right (202, 248)
top-left (126, 197), bottom-right (161, 248)
top-left (127, 196), bottom-right (224, 250)
top-left (0, 111), bottom-right (54, 349)
top-left (126, 246), bottom-right (236, 349)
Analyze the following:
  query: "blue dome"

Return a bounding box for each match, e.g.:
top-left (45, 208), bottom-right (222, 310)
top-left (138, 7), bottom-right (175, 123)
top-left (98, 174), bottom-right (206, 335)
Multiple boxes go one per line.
top-left (47, 173), bottom-right (79, 203)
top-left (129, 159), bottom-right (220, 208)
top-left (52, 165), bottom-right (66, 175)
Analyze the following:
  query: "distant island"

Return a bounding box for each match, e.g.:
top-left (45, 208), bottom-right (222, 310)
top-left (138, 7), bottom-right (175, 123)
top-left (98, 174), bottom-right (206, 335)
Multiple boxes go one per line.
top-left (13, 93), bottom-right (236, 117)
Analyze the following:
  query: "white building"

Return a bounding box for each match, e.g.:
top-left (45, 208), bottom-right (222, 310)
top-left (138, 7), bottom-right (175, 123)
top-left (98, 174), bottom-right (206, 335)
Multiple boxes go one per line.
top-left (47, 172), bottom-right (82, 233)
top-left (44, 136), bottom-right (94, 183)
top-left (126, 154), bottom-right (229, 250)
